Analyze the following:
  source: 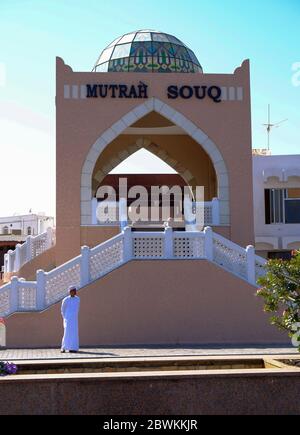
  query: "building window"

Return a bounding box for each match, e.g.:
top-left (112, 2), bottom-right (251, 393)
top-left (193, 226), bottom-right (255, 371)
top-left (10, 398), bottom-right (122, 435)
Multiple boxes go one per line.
top-left (27, 226), bottom-right (32, 235)
top-left (265, 189), bottom-right (300, 224)
top-left (2, 226), bottom-right (9, 235)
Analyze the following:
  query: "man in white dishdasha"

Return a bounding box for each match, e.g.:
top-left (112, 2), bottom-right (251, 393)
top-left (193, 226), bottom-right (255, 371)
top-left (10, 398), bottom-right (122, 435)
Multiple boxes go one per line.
top-left (61, 286), bottom-right (80, 353)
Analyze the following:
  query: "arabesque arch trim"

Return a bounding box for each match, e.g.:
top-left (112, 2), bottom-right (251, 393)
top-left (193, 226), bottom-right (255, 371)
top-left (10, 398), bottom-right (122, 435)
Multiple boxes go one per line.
top-left (81, 98), bottom-right (230, 226)
top-left (92, 138), bottom-right (197, 197)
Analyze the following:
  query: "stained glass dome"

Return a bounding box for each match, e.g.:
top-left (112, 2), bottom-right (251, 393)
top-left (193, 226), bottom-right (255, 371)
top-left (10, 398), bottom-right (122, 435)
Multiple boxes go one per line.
top-left (93, 30), bottom-right (203, 74)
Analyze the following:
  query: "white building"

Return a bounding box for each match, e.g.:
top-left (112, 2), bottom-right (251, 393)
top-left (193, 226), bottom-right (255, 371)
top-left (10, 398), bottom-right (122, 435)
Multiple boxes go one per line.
top-left (0, 213), bottom-right (54, 237)
top-left (253, 153), bottom-right (300, 259)
top-left (0, 214), bottom-right (55, 277)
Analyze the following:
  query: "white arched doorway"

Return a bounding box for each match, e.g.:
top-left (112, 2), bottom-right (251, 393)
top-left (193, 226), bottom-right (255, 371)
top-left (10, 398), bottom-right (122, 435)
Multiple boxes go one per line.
top-left (81, 98), bottom-right (230, 226)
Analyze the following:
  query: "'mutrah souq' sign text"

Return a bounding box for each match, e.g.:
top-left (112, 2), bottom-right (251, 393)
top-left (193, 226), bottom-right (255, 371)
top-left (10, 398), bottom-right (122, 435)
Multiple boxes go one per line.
top-left (86, 83), bottom-right (222, 103)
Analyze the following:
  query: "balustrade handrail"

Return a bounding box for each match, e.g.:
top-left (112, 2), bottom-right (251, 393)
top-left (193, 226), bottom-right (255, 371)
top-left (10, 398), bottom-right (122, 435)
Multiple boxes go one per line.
top-left (213, 232), bottom-right (248, 256)
top-left (4, 227), bottom-right (56, 274)
top-left (45, 254), bottom-right (81, 280)
top-left (93, 198), bottom-right (221, 227)
top-left (0, 227), bottom-right (266, 318)
top-left (90, 233), bottom-right (124, 254)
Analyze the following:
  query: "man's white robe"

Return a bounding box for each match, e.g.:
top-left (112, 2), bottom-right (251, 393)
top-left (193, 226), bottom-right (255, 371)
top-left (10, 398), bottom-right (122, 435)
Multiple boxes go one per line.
top-left (61, 296), bottom-right (80, 351)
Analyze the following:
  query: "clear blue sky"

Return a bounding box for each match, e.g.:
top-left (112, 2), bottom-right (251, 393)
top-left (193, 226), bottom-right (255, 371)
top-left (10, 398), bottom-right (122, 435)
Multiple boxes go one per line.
top-left (0, 0), bottom-right (299, 216)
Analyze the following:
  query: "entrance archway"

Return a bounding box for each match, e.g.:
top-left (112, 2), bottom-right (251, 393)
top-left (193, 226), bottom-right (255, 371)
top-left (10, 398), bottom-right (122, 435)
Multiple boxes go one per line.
top-left (81, 98), bottom-right (230, 226)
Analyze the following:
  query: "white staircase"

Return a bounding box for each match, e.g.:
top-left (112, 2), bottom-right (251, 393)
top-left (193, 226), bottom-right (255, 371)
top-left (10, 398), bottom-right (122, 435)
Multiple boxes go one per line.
top-left (0, 227), bottom-right (266, 318)
top-left (3, 228), bottom-right (56, 274)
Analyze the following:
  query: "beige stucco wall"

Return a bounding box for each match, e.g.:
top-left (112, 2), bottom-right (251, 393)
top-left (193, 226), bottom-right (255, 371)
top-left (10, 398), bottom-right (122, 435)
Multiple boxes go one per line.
top-left (6, 260), bottom-right (287, 348)
top-left (18, 247), bottom-right (56, 281)
top-left (56, 58), bottom-right (254, 266)
top-left (80, 226), bottom-right (119, 249)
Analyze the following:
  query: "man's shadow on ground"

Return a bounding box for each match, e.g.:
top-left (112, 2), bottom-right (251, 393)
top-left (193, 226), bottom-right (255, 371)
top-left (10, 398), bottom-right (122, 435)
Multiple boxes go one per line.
top-left (75, 350), bottom-right (117, 356)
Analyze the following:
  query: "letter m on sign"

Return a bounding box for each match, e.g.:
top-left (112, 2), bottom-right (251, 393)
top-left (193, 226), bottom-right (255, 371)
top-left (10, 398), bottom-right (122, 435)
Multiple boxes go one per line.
top-left (86, 85), bottom-right (98, 98)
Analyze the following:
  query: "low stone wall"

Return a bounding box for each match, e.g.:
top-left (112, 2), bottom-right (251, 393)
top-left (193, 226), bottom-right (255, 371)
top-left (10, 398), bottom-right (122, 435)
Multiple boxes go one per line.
top-left (5, 260), bottom-right (287, 348)
top-left (0, 369), bottom-right (300, 415)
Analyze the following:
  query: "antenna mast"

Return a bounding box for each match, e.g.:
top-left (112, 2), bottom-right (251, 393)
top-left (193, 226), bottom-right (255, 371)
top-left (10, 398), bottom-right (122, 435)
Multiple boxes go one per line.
top-left (263, 104), bottom-right (288, 151)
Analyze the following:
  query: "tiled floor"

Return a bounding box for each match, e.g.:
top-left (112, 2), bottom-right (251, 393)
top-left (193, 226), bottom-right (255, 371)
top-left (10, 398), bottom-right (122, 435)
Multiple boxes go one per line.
top-left (0, 345), bottom-right (298, 361)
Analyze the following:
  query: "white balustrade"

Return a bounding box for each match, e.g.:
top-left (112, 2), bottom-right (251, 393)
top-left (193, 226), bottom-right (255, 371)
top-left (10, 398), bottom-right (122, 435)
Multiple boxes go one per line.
top-left (92, 199), bottom-right (221, 227)
top-left (89, 234), bottom-right (124, 282)
top-left (212, 198), bottom-right (221, 226)
top-left (4, 228), bottom-right (56, 274)
top-left (212, 233), bottom-right (248, 279)
top-left (0, 282), bottom-right (12, 317)
top-left (0, 226), bottom-right (267, 317)
top-left (173, 231), bottom-right (206, 259)
top-left (45, 256), bottom-right (81, 307)
top-left (197, 198), bottom-right (220, 226)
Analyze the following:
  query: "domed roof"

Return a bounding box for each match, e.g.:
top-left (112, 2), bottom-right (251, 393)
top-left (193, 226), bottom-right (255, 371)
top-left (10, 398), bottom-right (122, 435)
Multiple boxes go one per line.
top-left (93, 30), bottom-right (203, 74)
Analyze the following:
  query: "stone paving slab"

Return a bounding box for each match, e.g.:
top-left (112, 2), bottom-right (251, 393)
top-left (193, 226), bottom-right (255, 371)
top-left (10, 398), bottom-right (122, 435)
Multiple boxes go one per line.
top-left (0, 345), bottom-right (298, 361)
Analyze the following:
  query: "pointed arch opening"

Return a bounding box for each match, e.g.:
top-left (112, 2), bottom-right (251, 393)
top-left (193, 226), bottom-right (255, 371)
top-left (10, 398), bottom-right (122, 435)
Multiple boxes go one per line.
top-left (81, 98), bottom-right (230, 227)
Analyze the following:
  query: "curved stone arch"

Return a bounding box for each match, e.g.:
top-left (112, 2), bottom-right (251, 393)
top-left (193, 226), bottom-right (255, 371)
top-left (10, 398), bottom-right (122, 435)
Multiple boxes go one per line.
top-left (81, 98), bottom-right (230, 225)
top-left (92, 138), bottom-right (197, 198)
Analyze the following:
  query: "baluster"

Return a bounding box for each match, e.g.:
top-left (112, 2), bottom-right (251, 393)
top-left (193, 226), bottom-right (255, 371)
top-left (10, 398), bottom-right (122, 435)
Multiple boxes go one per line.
top-left (4, 253), bottom-right (8, 273)
top-left (164, 227), bottom-right (173, 259)
top-left (123, 227), bottom-right (132, 262)
top-left (246, 245), bottom-right (256, 285)
top-left (119, 198), bottom-right (128, 231)
top-left (204, 227), bottom-right (213, 261)
top-left (15, 244), bottom-right (21, 272)
top-left (80, 246), bottom-right (91, 287)
top-left (7, 250), bottom-right (14, 274)
top-left (212, 198), bottom-right (220, 226)
top-left (36, 270), bottom-right (46, 310)
top-left (10, 276), bottom-right (19, 313)
top-left (26, 235), bottom-right (33, 262)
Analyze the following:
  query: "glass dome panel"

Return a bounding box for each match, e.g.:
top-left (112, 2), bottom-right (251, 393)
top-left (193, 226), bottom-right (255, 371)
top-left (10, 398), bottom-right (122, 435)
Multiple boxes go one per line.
top-left (107, 36), bottom-right (122, 48)
top-left (111, 43), bottom-right (132, 60)
top-left (108, 58), bottom-right (129, 72)
top-left (187, 49), bottom-right (200, 66)
top-left (93, 30), bottom-right (202, 74)
top-left (99, 47), bottom-right (114, 64)
top-left (166, 34), bottom-right (185, 45)
top-left (130, 41), bottom-right (153, 57)
top-left (134, 32), bottom-right (152, 42)
top-left (95, 62), bottom-right (109, 72)
top-left (118, 33), bottom-right (136, 44)
top-left (152, 33), bottom-right (170, 43)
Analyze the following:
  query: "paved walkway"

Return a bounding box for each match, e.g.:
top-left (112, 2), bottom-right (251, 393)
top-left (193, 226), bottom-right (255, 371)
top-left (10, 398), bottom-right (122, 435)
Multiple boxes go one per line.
top-left (0, 345), bottom-right (298, 361)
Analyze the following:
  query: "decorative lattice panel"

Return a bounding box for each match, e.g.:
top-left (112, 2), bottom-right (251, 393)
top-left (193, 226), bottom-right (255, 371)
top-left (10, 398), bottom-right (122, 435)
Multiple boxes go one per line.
top-left (18, 286), bottom-right (37, 310)
top-left (19, 244), bottom-right (28, 269)
top-left (213, 238), bottom-right (247, 279)
top-left (133, 237), bottom-right (164, 259)
top-left (90, 239), bottom-right (124, 281)
top-left (45, 261), bottom-right (81, 306)
top-left (204, 206), bottom-right (213, 225)
top-left (174, 236), bottom-right (205, 259)
top-left (0, 289), bottom-right (10, 317)
top-left (9, 252), bottom-right (16, 273)
top-left (32, 234), bottom-right (48, 257)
